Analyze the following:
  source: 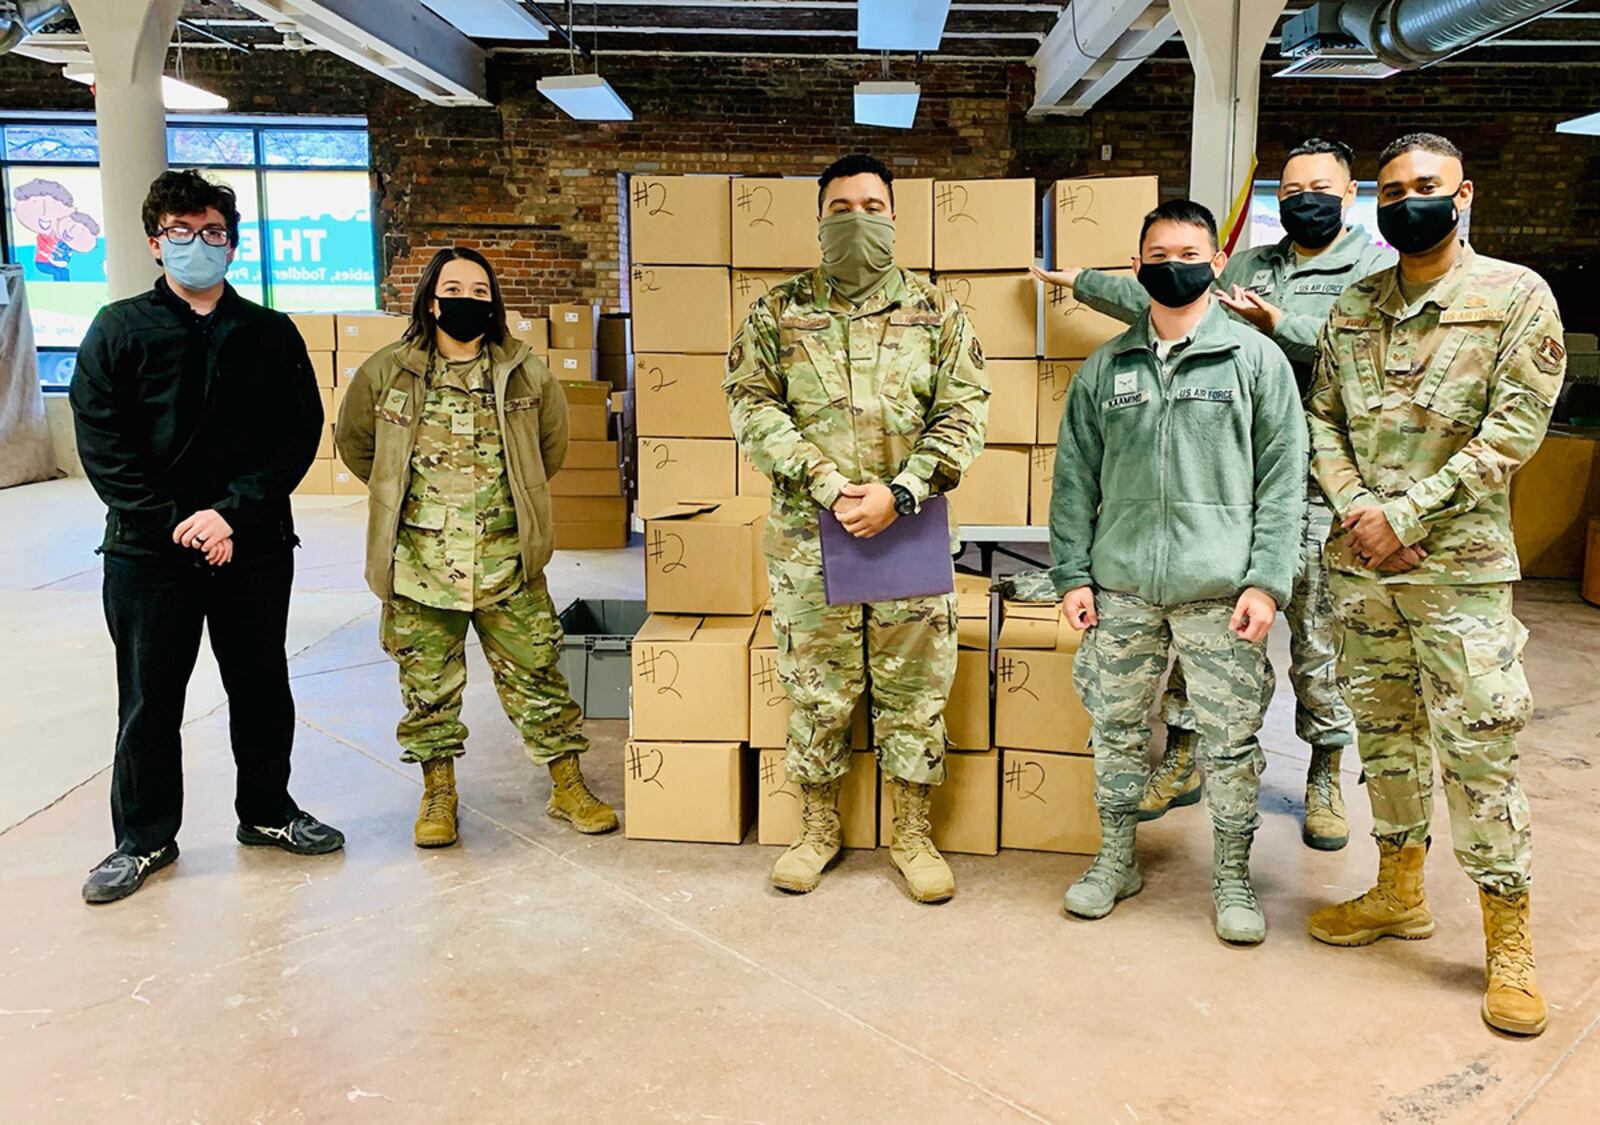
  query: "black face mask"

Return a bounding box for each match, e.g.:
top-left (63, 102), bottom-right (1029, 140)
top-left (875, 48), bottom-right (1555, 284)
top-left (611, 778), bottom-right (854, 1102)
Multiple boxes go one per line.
top-left (1279, 191), bottom-right (1344, 249)
top-left (434, 296), bottom-right (496, 343)
top-left (1137, 260), bottom-right (1215, 309)
top-left (1377, 190), bottom-right (1461, 255)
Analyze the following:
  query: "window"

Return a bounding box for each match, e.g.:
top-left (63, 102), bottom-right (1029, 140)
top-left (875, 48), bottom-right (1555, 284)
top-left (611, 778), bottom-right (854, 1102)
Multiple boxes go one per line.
top-left (1, 117), bottom-right (379, 387)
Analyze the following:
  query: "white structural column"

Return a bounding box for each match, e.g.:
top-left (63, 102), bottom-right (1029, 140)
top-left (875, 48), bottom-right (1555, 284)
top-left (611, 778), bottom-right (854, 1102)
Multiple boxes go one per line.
top-left (1169, 0), bottom-right (1287, 239)
top-left (72, 0), bottom-right (183, 300)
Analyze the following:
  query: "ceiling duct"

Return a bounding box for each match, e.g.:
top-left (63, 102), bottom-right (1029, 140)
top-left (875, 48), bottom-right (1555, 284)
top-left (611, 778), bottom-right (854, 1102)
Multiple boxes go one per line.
top-left (1280, 0), bottom-right (1576, 78)
top-left (0, 0), bottom-right (67, 56)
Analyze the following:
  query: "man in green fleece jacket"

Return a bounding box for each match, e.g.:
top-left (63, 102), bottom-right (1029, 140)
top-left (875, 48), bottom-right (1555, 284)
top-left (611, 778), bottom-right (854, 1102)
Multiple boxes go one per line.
top-left (1037, 138), bottom-right (1394, 852)
top-left (1050, 200), bottom-right (1308, 945)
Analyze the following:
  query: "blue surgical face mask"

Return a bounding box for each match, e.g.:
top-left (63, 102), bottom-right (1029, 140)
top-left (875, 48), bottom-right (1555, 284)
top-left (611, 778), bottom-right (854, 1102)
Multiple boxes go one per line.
top-left (161, 236), bottom-right (231, 290)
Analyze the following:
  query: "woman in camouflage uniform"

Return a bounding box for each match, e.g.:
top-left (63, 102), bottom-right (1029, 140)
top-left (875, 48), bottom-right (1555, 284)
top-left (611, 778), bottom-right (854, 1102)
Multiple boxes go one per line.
top-left (336, 248), bottom-right (616, 846)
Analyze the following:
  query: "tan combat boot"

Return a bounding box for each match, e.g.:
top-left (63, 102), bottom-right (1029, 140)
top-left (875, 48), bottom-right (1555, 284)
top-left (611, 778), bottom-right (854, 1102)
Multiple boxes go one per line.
top-left (546, 753), bottom-right (619, 834)
top-left (415, 758), bottom-right (459, 848)
top-left (1138, 727), bottom-right (1201, 821)
top-left (1302, 746), bottom-right (1349, 851)
top-left (771, 780), bottom-right (842, 894)
top-left (1480, 889), bottom-right (1548, 1036)
top-left (887, 778), bottom-right (955, 904)
top-left (1308, 838), bottom-right (1433, 945)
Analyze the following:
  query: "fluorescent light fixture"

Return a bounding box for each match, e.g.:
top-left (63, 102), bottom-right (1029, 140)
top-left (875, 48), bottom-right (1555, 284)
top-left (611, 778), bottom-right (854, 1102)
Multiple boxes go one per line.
top-left (854, 81), bottom-right (921, 129)
top-left (858, 0), bottom-right (951, 51)
top-left (63, 68), bottom-right (228, 111)
top-left (1556, 111), bottom-right (1600, 136)
top-left (537, 74), bottom-right (633, 122)
top-left (421, 0), bottom-right (549, 41)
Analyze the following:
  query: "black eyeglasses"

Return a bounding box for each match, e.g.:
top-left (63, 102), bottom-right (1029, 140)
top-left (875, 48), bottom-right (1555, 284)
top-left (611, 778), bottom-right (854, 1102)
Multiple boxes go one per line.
top-left (160, 225), bottom-right (230, 247)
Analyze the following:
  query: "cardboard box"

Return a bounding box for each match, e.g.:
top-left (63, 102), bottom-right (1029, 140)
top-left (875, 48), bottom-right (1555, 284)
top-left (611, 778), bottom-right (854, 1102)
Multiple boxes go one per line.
top-left (550, 470), bottom-right (623, 497)
top-left (932, 179), bottom-right (1037, 272)
top-left (1036, 360), bottom-right (1080, 443)
top-left (987, 359), bottom-right (1039, 444)
top-left (549, 303), bottom-right (599, 350)
top-left (994, 601), bottom-right (1092, 755)
top-left (1029, 445), bottom-right (1056, 526)
top-left (894, 178), bottom-right (933, 271)
top-left (1047, 176), bottom-right (1159, 270)
top-left (315, 424), bottom-right (334, 460)
top-left (948, 445), bottom-right (1030, 527)
top-left (1511, 429), bottom-right (1600, 579)
top-left (636, 354), bottom-right (733, 439)
top-left (290, 313), bottom-right (336, 352)
top-left (623, 741), bottom-right (753, 844)
top-left (644, 498), bottom-right (770, 616)
top-left (878, 748), bottom-right (1000, 856)
top-left (630, 175), bottom-right (732, 266)
top-left (732, 178), bottom-right (821, 270)
top-left (737, 451), bottom-right (772, 500)
top-left (549, 348), bottom-right (598, 380)
top-left (510, 313), bottom-right (550, 351)
top-left (955, 571), bottom-right (992, 649)
top-left (630, 613), bottom-right (760, 741)
top-left (636, 437), bottom-right (738, 519)
top-left (294, 458), bottom-right (333, 496)
top-left (1001, 749), bottom-right (1099, 855)
top-left (731, 269), bottom-right (801, 327)
top-left (1044, 270), bottom-right (1134, 359)
top-left (552, 495), bottom-right (628, 523)
top-left (308, 351), bottom-right (335, 389)
top-left (937, 273), bottom-right (1038, 359)
top-left (749, 613), bottom-right (869, 749)
top-left (759, 750), bottom-right (878, 849)
top-left (554, 521), bottom-right (628, 550)
top-left (336, 351), bottom-right (372, 387)
top-left (631, 265), bottom-right (733, 354)
top-left (336, 312), bottom-right (406, 351)
top-left (947, 645), bottom-right (991, 751)
top-left (563, 381), bottom-right (611, 442)
top-left (318, 385), bottom-right (335, 419)
top-left (332, 382), bottom-right (349, 416)
top-left (599, 315), bottom-right (632, 356)
top-left (564, 440), bottom-right (620, 470)
top-left (330, 457), bottom-right (367, 497)
top-left (598, 350), bottom-right (633, 392)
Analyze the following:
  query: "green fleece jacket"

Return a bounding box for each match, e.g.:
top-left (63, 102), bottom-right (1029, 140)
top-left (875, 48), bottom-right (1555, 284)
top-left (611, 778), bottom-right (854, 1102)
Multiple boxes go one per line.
top-left (1073, 226), bottom-right (1394, 395)
top-left (1048, 300), bottom-right (1308, 609)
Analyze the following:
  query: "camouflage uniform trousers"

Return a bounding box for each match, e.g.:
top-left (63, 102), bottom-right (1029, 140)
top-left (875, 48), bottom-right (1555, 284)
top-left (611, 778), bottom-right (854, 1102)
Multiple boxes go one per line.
top-left (1327, 572), bottom-right (1532, 896)
top-left (768, 557), bottom-right (957, 786)
top-left (379, 574), bottom-right (588, 766)
top-left (1162, 481), bottom-right (1353, 751)
top-left (1075, 590), bottom-right (1274, 834)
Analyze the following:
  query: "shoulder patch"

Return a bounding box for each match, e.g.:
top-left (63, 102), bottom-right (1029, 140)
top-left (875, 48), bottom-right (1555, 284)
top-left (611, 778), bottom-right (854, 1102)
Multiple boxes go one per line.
top-left (968, 334), bottom-right (985, 369)
top-left (1534, 335), bottom-right (1566, 375)
top-left (725, 340), bottom-right (746, 373)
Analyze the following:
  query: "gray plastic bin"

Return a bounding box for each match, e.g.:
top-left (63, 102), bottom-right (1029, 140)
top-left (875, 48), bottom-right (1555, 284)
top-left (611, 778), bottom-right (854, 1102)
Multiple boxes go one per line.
top-left (559, 599), bottom-right (649, 719)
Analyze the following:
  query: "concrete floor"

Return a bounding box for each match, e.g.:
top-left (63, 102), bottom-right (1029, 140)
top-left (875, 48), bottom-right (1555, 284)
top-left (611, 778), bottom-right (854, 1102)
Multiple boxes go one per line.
top-left (3, 478), bottom-right (1599, 1124)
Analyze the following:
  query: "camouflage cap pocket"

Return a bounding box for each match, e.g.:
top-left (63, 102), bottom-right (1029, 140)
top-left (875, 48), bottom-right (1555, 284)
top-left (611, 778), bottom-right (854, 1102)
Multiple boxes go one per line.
top-left (400, 500), bottom-right (448, 531)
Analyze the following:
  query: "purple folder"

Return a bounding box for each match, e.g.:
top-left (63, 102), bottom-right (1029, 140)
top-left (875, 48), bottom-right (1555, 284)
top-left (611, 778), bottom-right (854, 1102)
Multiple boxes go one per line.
top-left (819, 494), bottom-right (955, 606)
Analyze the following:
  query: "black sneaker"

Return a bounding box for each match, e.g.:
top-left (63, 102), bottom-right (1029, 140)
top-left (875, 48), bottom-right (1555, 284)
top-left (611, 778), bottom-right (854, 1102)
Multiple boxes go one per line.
top-left (236, 812), bottom-right (345, 855)
top-left (82, 843), bottom-right (179, 905)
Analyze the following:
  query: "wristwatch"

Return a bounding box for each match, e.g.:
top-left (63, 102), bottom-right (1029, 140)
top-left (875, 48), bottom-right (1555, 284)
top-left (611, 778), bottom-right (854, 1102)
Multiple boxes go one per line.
top-left (889, 483), bottom-right (916, 517)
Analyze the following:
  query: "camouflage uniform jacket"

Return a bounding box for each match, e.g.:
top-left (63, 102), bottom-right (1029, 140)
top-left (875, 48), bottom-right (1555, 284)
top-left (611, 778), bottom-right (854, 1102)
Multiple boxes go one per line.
top-left (1307, 245), bottom-right (1566, 584)
top-left (391, 353), bottom-right (524, 611)
top-left (723, 266), bottom-right (990, 562)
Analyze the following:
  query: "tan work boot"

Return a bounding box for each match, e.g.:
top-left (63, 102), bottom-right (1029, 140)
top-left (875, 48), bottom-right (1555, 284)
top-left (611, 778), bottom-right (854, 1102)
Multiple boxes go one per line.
top-left (415, 758), bottom-right (459, 848)
top-left (1302, 746), bottom-right (1349, 851)
top-left (1138, 727), bottom-right (1201, 821)
top-left (771, 779), bottom-right (842, 894)
top-left (887, 778), bottom-right (955, 904)
top-left (1308, 838), bottom-right (1434, 945)
top-left (1480, 888), bottom-right (1548, 1036)
top-left (546, 753), bottom-right (619, 834)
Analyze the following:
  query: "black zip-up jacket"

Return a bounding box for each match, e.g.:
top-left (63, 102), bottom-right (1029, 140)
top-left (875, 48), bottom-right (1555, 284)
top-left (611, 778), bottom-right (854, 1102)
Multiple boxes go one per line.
top-left (69, 277), bottom-right (323, 559)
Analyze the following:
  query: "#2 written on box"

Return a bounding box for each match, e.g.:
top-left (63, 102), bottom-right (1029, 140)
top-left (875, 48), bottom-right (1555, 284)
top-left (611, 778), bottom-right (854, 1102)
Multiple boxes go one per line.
top-left (643, 498), bottom-right (769, 617)
top-left (630, 613), bottom-right (760, 742)
top-left (623, 741), bottom-right (754, 844)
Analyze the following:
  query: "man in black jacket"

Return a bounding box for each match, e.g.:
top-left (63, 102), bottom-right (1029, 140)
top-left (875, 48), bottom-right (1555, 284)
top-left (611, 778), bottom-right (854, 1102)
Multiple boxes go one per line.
top-left (70, 170), bottom-right (344, 905)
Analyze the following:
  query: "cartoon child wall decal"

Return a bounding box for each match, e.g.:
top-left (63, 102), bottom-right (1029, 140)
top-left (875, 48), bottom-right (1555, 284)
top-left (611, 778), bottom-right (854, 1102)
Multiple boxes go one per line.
top-left (51, 211), bottom-right (102, 280)
top-left (13, 178), bottom-right (78, 281)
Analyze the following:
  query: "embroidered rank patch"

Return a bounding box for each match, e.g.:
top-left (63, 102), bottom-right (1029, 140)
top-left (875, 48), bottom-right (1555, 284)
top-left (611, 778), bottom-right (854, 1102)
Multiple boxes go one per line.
top-left (1102, 390), bottom-right (1151, 411)
top-left (1534, 335), bottom-right (1566, 374)
top-left (1175, 387), bottom-right (1235, 402)
top-left (726, 341), bottom-right (746, 373)
top-left (1114, 371), bottom-right (1138, 396)
top-left (382, 388), bottom-right (409, 414)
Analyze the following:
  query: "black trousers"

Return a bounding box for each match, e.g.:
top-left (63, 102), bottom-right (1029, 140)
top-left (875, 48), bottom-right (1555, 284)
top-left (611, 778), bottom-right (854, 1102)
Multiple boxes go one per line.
top-left (102, 546), bottom-right (301, 854)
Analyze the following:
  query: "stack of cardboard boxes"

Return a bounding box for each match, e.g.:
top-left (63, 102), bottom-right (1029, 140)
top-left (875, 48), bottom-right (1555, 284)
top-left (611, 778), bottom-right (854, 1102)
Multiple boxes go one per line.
top-left (548, 303), bottom-right (631, 550)
top-left (290, 311), bottom-right (408, 496)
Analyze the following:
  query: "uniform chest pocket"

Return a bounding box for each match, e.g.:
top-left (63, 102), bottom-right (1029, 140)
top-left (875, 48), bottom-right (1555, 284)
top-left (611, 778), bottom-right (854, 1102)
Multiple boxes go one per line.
top-left (1332, 321), bottom-right (1381, 417)
top-left (881, 314), bottom-right (941, 404)
top-left (780, 317), bottom-right (848, 420)
top-left (1413, 324), bottom-right (1499, 427)
top-left (400, 498), bottom-right (447, 531)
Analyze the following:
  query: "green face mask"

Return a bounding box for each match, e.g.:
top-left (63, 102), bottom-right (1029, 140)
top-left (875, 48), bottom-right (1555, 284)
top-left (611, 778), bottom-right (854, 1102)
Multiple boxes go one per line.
top-left (818, 211), bottom-right (896, 303)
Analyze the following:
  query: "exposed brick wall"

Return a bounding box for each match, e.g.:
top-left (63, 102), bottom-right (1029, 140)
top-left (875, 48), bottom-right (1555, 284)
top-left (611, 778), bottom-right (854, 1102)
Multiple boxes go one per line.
top-left (1, 47), bottom-right (1595, 328)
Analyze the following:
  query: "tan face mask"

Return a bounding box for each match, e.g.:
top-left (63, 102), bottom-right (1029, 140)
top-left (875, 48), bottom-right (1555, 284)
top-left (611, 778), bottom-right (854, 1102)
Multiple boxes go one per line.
top-left (818, 211), bottom-right (896, 303)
